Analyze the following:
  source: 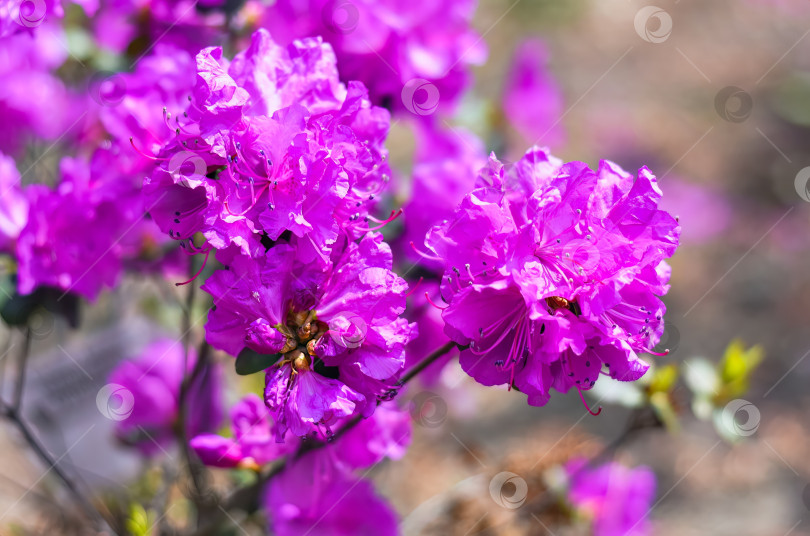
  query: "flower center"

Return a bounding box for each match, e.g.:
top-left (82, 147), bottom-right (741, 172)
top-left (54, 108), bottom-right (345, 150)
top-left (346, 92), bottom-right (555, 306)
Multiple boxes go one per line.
top-left (545, 296), bottom-right (581, 316)
top-left (278, 306), bottom-right (329, 372)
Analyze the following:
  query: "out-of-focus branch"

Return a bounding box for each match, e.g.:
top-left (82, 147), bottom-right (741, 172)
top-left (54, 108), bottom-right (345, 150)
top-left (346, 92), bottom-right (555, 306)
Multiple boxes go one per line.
top-left (152, 461), bottom-right (179, 536)
top-left (399, 340), bottom-right (457, 386)
top-left (590, 405), bottom-right (663, 465)
top-left (175, 256), bottom-right (215, 528)
top-left (0, 327), bottom-right (116, 533)
top-left (12, 327), bottom-right (31, 410)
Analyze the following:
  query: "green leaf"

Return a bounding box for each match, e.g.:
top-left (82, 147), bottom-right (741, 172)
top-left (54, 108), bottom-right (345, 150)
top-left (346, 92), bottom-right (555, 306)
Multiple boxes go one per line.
top-left (234, 348), bottom-right (281, 376)
top-left (650, 391), bottom-right (680, 434)
top-left (648, 364), bottom-right (679, 394)
top-left (0, 282), bottom-right (38, 326)
top-left (771, 72), bottom-right (810, 127)
top-left (719, 339), bottom-right (763, 386)
top-left (0, 270), bottom-right (13, 312)
top-left (0, 284), bottom-right (80, 329)
top-left (124, 503), bottom-right (152, 536)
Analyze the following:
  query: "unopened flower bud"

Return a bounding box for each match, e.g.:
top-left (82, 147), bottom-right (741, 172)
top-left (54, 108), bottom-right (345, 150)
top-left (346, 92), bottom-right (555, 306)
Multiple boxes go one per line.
top-left (292, 350), bottom-right (311, 372)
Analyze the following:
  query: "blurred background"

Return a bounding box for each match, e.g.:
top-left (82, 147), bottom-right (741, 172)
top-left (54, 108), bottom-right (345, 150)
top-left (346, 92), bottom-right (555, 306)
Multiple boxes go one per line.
top-left (389, 1), bottom-right (810, 535)
top-left (2, 0), bottom-right (810, 535)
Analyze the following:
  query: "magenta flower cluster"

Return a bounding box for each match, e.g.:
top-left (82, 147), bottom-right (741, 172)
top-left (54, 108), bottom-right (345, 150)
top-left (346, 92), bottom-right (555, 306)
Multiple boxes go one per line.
top-left (0, 2), bottom-right (680, 535)
top-left (425, 148), bottom-right (680, 407)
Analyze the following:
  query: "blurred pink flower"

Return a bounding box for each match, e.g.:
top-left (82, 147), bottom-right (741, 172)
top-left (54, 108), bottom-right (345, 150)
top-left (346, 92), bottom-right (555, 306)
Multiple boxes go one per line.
top-left (265, 448), bottom-right (398, 536)
top-left (399, 119), bottom-right (486, 271)
top-left (108, 338), bottom-right (224, 457)
top-left (503, 38), bottom-right (565, 149)
top-left (403, 280), bottom-right (458, 387)
top-left (566, 458), bottom-right (657, 536)
top-left (260, 0), bottom-right (487, 115)
top-left (0, 22), bottom-right (74, 155)
top-left (658, 178), bottom-right (732, 244)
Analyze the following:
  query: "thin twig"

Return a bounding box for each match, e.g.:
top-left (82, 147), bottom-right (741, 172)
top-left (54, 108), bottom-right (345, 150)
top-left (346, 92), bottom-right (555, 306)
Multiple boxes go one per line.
top-left (398, 340), bottom-right (457, 385)
top-left (152, 461), bottom-right (179, 536)
top-left (0, 333), bottom-right (14, 396)
top-left (12, 327), bottom-right (31, 410)
top-left (176, 256), bottom-right (214, 526)
top-left (0, 406), bottom-right (115, 532)
top-left (1, 327), bottom-right (117, 532)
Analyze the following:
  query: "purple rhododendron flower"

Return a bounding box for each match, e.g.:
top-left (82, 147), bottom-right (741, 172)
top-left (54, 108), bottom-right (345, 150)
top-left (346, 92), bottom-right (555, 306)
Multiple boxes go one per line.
top-left (191, 393), bottom-right (297, 468)
top-left (264, 403), bottom-right (409, 536)
top-left (566, 458), bottom-right (656, 536)
top-left (201, 232), bottom-right (415, 438)
top-left (0, 152), bottom-right (27, 253)
top-left (260, 0), bottom-right (487, 114)
top-left (13, 145), bottom-right (166, 300)
top-left (0, 24), bottom-right (195, 300)
top-left (265, 448), bottom-right (398, 536)
top-left (192, 397), bottom-right (410, 472)
top-left (108, 338), bottom-right (224, 457)
top-left (98, 43), bottom-right (196, 158)
top-left (331, 401), bottom-right (411, 469)
top-left (143, 29), bottom-right (392, 263)
top-left (15, 157), bottom-right (127, 300)
top-left (503, 38), bottom-right (565, 149)
top-left (425, 146), bottom-right (680, 407)
top-left (0, 2), bottom-right (709, 534)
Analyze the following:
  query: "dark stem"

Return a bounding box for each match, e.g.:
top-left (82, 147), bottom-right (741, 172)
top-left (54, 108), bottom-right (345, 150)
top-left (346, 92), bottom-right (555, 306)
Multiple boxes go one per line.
top-left (589, 405), bottom-right (662, 466)
top-left (398, 340), bottom-right (457, 386)
top-left (176, 257), bottom-right (214, 525)
top-left (12, 327), bottom-right (31, 410)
